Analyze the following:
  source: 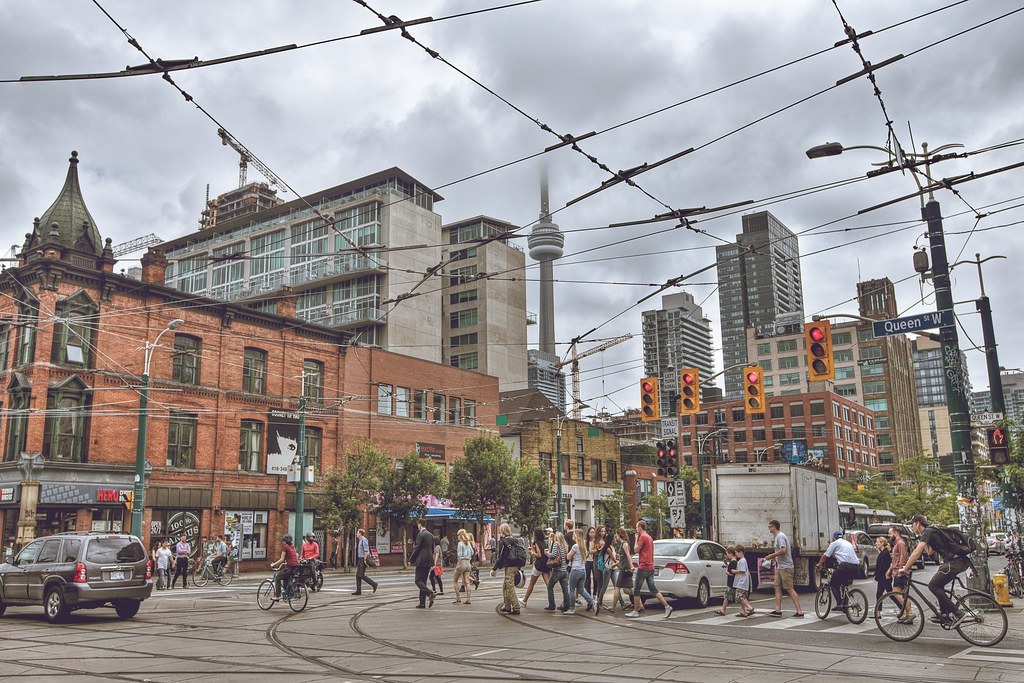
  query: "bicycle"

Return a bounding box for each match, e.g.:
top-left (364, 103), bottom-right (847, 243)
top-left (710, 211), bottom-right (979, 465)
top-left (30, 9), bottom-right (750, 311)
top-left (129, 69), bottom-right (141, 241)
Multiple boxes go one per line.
top-left (1003, 551), bottom-right (1023, 598)
top-left (257, 569), bottom-right (308, 612)
top-left (814, 566), bottom-right (867, 624)
top-left (192, 558), bottom-right (234, 587)
top-left (873, 572), bottom-right (1007, 647)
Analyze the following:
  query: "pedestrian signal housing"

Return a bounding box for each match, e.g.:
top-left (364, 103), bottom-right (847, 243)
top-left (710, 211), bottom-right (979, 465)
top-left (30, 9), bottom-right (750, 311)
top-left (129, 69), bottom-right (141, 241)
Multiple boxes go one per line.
top-left (987, 426), bottom-right (1011, 465)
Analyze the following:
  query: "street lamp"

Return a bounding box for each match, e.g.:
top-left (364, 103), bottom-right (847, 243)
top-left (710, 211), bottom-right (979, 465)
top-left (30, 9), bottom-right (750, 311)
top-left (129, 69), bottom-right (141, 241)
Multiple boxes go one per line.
top-left (696, 427), bottom-right (727, 540)
top-left (755, 443), bottom-right (781, 463)
top-left (132, 318), bottom-right (184, 539)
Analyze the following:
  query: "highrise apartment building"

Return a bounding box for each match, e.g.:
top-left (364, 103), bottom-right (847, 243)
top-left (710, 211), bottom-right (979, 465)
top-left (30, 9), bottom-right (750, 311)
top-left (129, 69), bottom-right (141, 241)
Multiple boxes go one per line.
top-left (162, 168), bottom-right (445, 360)
top-left (914, 336), bottom-right (984, 467)
top-left (972, 370), bottom-right (1024, 423)
top-left (716, 211), bottom-right (803, 399)
top-left (441, 216), bottom-right (528, 391)
top-left (642, 292), bottom-right (715, 416)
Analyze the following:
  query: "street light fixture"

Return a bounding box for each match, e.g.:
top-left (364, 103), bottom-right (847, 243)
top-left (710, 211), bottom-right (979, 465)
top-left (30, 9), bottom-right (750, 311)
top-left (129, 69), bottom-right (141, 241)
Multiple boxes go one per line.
top-left (132, 318), bottom-right (184, 539)
top-left (696, 427), bottom-right (727, 540)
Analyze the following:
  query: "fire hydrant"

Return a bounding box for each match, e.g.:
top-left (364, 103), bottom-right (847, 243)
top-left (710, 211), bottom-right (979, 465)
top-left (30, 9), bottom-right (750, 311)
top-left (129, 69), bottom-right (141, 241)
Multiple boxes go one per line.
top-left (993, 573), bottom-right (1013, 607)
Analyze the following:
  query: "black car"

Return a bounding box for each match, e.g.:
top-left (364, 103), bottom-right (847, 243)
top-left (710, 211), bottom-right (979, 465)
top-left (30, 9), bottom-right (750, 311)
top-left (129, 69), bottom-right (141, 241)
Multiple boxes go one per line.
top-left (0, 532), bottom-right (153, 622)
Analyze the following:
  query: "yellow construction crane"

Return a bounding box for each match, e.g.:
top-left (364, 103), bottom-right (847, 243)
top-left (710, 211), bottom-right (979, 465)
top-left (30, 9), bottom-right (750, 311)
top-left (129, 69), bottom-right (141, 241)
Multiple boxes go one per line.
top-left (217, 128), bottom-right (287, 192)
top-left (556, 333), bottom-right (633, 419)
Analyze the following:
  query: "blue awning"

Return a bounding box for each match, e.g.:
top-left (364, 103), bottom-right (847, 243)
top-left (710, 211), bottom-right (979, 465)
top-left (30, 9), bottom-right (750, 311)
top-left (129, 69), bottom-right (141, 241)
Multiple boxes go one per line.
top-left (424, 507), bottom-right (494, 522)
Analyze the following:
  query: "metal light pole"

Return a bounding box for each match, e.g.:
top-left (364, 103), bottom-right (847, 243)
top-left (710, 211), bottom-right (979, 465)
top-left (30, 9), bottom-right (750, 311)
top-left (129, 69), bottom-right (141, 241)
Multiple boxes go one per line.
top-left (950, 254), bottom-right (1007, 415)
top-left (696, 428), bottom-right (726, 540)
top-left (293, 393), bottom-right (307, 543)
top-left (132, 318), bottom-right (184, 539)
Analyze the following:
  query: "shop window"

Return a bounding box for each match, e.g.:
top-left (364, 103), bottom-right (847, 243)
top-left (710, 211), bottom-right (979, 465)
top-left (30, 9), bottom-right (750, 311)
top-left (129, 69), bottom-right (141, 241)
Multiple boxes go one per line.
top-left (239, 420), bottom-right (263, 472)
top-left (242, 348), bottom-right (267, 394)
top-left (5, 376), bottom-right (30, 461)
top-left (172, 334), bottom-right (201, 385)
top-left (302, 359), bottom-right (324, 401)
top-left (167, 412), bottom-right (197, 468)
top-left (50, 292), bottom-right (97, 367)
top-left (43, 375), bottom-right (88, 462)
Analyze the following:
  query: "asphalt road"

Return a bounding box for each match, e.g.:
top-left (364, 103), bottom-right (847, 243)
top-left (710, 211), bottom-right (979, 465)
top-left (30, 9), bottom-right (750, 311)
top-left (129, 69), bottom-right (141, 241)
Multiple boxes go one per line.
top-left (0, 557), bottom-right (1020, 682)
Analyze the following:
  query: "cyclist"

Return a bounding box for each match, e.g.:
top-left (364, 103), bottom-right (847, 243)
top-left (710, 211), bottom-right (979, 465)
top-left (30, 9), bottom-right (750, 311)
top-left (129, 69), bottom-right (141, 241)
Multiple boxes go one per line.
top-left (270, 533), bottom-right (301, 600)
top-left (898, 514), bottom-right (968, 627)
top-left (816, 531), bottom-right (859, 611)
top-left (301, 532), bottom-right (320, 561)
top-left (210, 534), bottom-right (229, 576)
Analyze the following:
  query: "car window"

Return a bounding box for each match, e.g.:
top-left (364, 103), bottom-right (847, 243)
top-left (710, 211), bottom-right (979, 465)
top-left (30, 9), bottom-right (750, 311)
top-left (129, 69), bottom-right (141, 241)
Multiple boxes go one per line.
top-left (697, 544), bottom-right (715, 560)
top-left (85, 538), bottom-right (147, 564)
top-left (16, 539), bottom-right (45, 565)
top-left (653, 541), bottom-right (692, 557)
top-left (37, 539), bottom-right (61, 563)
top-left (709, 544), bottom-right (727, 561)
top-left (61, 538), bottom-right (81, 563)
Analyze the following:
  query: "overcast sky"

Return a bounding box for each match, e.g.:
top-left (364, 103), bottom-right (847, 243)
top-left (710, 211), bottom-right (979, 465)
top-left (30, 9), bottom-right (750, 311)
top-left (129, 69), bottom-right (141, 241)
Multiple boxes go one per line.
top-left (3, 0), bottom-right (1023, 417)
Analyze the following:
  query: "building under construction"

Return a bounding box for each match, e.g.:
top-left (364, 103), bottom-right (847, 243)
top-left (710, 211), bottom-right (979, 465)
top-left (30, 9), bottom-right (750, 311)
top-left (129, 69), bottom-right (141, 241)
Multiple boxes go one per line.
top-left (200, 182), bottom-right (283, 230)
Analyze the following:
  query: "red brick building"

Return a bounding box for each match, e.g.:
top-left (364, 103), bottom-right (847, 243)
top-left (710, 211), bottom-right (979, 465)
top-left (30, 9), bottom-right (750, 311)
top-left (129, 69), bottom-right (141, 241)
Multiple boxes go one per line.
top-left (679, 391), bottom-right (878, 479)
top-left (0, 152), bottom-right (496, 568)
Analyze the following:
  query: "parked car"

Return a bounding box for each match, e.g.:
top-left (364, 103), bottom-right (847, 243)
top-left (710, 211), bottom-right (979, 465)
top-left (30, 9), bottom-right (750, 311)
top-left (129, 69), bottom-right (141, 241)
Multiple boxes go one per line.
top-left (0, 532), bottom-right (153, 623)
top-left (642, 539), bottom-right (729, 608)
top-left (841, 530), bottom-right (878, 578)
top-left (987, 534), bottom-right (1005, 555)
top-left (866, 523), bottom-right (927, 568)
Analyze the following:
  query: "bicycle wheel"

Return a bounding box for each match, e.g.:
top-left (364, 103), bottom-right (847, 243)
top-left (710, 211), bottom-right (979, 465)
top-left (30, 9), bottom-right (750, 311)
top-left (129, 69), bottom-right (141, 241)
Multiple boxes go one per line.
top-left (814, 584), bottom-right (831, 619)
top-left (288, 583), bottom-right (308, 612)
top-left (192, 568), bottom-right (210, 587)
top-left (874, 592), bottom-right (924, 642)
top-left (845, 588), bottom-right (868, 624)
top-left (217, 569), bottom-right (233, 587)
top-left (313, 571), bottom-right (323, 593)
top-left (954, 592), bottom-right (1007, 647)
top-left (1009, 569), bottom-right (1023, 598)
top-left (187, 558), bottom-right (198, 575)
top-left (256, 579), bottom-right (276, 610)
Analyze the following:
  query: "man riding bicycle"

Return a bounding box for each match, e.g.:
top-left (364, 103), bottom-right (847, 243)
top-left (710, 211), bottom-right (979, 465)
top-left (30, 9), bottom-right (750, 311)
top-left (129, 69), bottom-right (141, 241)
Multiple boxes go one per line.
top-left (898, 514), bottom-right (969, 627)
top-left (209, 534), bottom-right (229, 575)
top-left (816, 531), bottom-right (859, 611)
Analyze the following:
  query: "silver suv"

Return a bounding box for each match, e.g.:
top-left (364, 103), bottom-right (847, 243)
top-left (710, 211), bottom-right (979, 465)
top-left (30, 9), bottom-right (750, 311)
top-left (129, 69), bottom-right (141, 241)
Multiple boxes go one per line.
top-left (0, 532), bottom-right (153, 622)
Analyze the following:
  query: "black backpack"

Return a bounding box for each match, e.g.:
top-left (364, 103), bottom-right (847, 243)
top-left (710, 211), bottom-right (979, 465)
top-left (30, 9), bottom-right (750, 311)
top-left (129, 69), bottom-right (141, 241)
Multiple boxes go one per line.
top-left (931, 526), bottom-right (977, 558)
top-left (508, 539), bottom-right (528, 567)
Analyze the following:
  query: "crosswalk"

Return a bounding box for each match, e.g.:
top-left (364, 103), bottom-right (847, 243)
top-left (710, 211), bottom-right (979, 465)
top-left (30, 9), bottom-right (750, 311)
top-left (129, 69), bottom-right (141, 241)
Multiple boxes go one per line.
top-left (950, 646), bottom-right (1024, 665)
top-left (642, 609), bottom-right (882, 636)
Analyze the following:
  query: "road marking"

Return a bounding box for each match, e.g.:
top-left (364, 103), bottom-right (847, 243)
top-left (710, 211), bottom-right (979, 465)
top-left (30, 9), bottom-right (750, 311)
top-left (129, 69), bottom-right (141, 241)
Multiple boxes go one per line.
top-left (469, 648), bottom-right (507, 657)
top-left (950, 646), bottom-right (1024, 664)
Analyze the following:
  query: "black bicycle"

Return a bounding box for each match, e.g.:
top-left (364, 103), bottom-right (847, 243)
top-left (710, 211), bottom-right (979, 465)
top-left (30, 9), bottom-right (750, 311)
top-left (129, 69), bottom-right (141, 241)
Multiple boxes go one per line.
top-left (257, 568), bottom-right (308, 612)
top-left (873, 572), bottom-right (1006, 647)
top-left (1003, 551), bottom-right (1023, 598)
top-left (814, 566), bottom-right (867, 624)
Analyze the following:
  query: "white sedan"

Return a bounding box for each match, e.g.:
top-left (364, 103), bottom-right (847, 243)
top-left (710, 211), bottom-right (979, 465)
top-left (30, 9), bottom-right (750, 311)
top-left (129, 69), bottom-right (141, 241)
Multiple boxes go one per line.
top-left (636, 539), bottom-right (730, 608)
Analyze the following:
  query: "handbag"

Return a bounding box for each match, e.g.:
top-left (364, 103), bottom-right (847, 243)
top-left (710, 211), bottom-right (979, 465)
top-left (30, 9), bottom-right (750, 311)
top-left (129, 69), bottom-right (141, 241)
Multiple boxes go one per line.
top-left (366, 549), bottom-right (379, 567)
top-left (433, 564), bottom-right (443, 577)
top-left (546, 544), bottom-right (563, 569)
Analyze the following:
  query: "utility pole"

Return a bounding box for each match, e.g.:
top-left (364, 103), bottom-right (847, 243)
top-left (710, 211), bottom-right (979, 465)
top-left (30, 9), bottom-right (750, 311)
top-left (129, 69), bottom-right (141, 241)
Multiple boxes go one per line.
top-left (923, 201), bottom-right (991, 591)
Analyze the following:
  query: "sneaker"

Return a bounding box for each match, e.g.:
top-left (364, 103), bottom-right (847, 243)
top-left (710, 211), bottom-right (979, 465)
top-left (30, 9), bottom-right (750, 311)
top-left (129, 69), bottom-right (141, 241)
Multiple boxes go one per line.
top-left (792, 612), bottom-right (804, 618)
top-left (576, 597), bottom-right (583, 605)
top-left (372, 584), bottom-right (378, 594)
top-left (625, 610), bottom-right (641, 618)
top-left (564, 609), bottom-right (576, 615)
top-left (664, 606), bottom-right (674, 619)
top-left (543, 606), bottom-right (557, 611)
top-left (415, 604), bottom-right (426, 609)
top-left (767, 610), bottom-right (783, 618)
top-left (897, 615), bottom-right (916, 625)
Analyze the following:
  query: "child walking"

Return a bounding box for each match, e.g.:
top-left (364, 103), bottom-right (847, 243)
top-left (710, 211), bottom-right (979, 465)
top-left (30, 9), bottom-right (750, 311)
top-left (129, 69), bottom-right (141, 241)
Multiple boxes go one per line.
top-left (714, 546), bottom-right (738, 615)
top-left (734, 544), bottom-right (755, 617)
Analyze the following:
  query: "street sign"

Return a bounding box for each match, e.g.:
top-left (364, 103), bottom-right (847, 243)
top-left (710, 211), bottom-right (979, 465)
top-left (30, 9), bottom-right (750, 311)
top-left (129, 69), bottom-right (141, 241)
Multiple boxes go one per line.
top-left (972, 412), bottom-right (1004, 425)
top-left (669, 506), bottom-right (686, 527)
top-left (665, 480), bottom-right (686, 508)
top-left (660, 417), bottom-right (678, 440)
top-left (871, 309), bottom-right (954, 338)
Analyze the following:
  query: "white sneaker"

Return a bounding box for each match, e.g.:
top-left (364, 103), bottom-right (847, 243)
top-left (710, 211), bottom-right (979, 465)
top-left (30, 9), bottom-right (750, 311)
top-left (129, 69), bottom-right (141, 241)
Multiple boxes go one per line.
top-left (664, 606), bottom-right (674, 619)
top-left (625, 610), bottom-right (640, 618)
top-left (564, 609), bottom-right (576, 615)
top-left (518, 598), bottom-right (526, 606)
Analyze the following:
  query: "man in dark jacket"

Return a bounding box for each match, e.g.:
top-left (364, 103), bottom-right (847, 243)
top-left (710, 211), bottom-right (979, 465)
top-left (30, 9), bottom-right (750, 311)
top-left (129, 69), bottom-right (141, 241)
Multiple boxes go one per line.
top-left (410, 518), bottom-right (436, 608)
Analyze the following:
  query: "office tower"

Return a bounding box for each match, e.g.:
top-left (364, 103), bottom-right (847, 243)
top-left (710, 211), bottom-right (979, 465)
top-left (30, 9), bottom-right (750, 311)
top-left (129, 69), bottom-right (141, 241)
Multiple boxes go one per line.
top-left (528, 350), bottom-right (567, 413)
top-left (642, 292), bottom-right (715, 417)
top-left (716, 211), bottom-right (803, 399)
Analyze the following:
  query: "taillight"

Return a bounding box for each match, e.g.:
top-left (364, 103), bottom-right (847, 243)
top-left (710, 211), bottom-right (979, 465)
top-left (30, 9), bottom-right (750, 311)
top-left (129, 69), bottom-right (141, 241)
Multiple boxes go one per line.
top-left (145, 560), bottom-right (152, 579)
top-left (850, 535), bottom-right (858, 552)
top-left (664, 562), bottom-right (689, 574)
top-left (74, 562), bottom-right (87, 583)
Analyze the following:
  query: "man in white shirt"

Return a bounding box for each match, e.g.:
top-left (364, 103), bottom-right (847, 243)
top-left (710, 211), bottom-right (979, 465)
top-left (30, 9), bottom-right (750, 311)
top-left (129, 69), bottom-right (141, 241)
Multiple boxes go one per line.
top-left (816, 531), bottom-right (860, 610)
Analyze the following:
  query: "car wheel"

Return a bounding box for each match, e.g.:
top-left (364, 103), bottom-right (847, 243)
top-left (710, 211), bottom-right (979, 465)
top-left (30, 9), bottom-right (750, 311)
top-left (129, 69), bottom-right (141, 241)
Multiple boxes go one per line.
top-left (114, 599), bottom-right (141, 620)
top-left (696, 579), bottom-right (711, 608)
top-left (44, 587), bottom-right (68, 623)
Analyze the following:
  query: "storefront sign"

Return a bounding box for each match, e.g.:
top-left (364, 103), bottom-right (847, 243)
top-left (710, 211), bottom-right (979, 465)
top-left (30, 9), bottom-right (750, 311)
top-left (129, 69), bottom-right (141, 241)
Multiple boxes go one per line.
top-left (166, 512), bottom-right (201, 558)
top-left (0, 486), bottom-right (17, 503)
top-left (40, 483), bottom-right (134, 506)
top-left (415, 442), bottom-right (445, 459)
top-left (267, 410), bottom-right (302, 475)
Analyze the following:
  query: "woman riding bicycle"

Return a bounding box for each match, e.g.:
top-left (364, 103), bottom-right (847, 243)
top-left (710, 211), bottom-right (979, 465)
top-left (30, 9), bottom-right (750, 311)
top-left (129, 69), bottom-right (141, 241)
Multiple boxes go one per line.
top-left (271, 534), bottom-right (301, 600)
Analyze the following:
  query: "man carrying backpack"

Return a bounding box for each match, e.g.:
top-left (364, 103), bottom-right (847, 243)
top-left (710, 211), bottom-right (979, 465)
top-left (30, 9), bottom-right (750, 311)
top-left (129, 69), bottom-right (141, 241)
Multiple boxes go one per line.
top-left (490, 523), bottom-right (527, 614)
top-left (898, 514), bottom-right (971, 627)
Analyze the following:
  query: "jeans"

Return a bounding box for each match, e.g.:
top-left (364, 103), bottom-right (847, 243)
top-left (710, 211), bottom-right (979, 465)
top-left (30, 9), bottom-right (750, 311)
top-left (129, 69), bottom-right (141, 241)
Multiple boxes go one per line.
top-left (356, 557), bottom-right (377, 593)
top-left (929, 556), bottom-right (970, 616)
top-left (547, 568), bottom-right (570, 609)
top-left (585, 560), bottom-right (594, 595)
top-left (596, 567), bottom-right (614, 605)
top-left (568, 568), bottom-right (593, 607)
top-left (634, 568), bottom-right (659, 596)
top-left (157, 567), bottom-right (168, 589)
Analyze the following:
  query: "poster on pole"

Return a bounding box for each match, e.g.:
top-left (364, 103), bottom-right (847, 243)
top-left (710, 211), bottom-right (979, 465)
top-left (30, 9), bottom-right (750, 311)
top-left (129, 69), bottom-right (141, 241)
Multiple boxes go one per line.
top-left (266, 409), bottom-right (301, 475)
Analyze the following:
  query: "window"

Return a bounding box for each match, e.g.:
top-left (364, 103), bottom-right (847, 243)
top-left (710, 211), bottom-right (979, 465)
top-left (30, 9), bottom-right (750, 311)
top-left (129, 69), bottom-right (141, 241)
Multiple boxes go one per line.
top-left (779, 372), bottom-right (800, 386)
top-left (810, 401), bottom-right (825, 416)
top-left (607, 461), bottom-right (618, 482)
top-left (5, 383), bottom-right (30, 461)
top-left (863, 380), bottom-right (886, 395)
top-left (862, 363), bottom-right (885, 377)
top-left (305, 427), bottom-right (322, 475)
top-left (450, 333), bottom-right (478, 348)
top-left (833, 402), bottom-right (841, 418)
top-left (43, 380), bottom-right (88, 462)
top-left (462, 399), bottom-right (476, 426)
top-left (777, 339), bottom-right (797, 352)
top-left (377, 384), bottom-right (393, 415)
top-left (681, 415), bottom-right (691, 426)
top-left (211, 243), bottom-right (245, 298)
top-left (860, 345), bottom-right (883, 360)
top-left (695, 413), bottom-right (708, 425)
top-left (865, 398), bottom-right (888, 412)
top-left (432, 394), bottom-right (445, 421)
top-left (591, 459), bottom-right (603, 482)
top-left (770, 405), bottom-right (784, 419)
top-left (732, 408), bottom-right (746, 423)
top-left (832, 331), bottom-right (852, 345)
top-left (450, 352), bottom-right (479, 370)
top-left (576, 456), bottom-right (585, 479)
top-left (834, 349), bottom-right (854, 363)
top-left (250, 230), bottom-right (286, 282)
top-left (842, 406), bottom-right (850, 422)
top-left (681, 434), bottom-right (691, 446)
top-left (413, 390), bottom-right (427, 419)
top-left (764, 375), bottom-right (774, 387)
top-left (448, 397), bottom-right (461, 425)
top-left (772, 426), bottom-right (786, 440)
top-left (757, 343), bottom-right (771, 355)
top-left (167, 412), bottom-right (197, 468)
top-left (449, 309), bottom-right (478, 329)
top-left (395, 387), bottom-right (410, 417)
top-left (778, 356), bottom-right (799, 369)
top-left (844, 427), bottom-right (852, 441)
top-left (238, 420), bottom-right (263, 472)
top-left (242, 348), bottom-right (266, 394)
top-left (302, 360), bottom-right (324, 401)
top-left (759, 360), bottom-right (773, 371)
top-left (575, 437), bottom-right (584, 453)
top-left (836, 384), bottom-right (857, 396)
top-left (837, 445), bottom-right (844, 461)
top-left (789, 402), bottom-right (804, 417)
top-left (858, 329), bottom-right (875, 342)
top-left (15, 302), bottom-right (38, 366)
top-left (172, 335), bottom-right (201, 384)
top-left (835, 424), bottom-right (842, 439)
top-left (450, 290), bottom-right (478, 305)
top-left (791, 424), bottom-right (806, 439)
top-left (752, 428), bottom-right (765, 442)
top-left (715, 409), bottom-right (727, 424)
top-left (0, 322), bottom-right (9, 372)
top-left (540, 452), bottom-right (552, 471)
top-left (835, 366), bottom-right (856, 379)
top-left (733, 430), bottom-right (746, 443)
top-left (51, 297), bottom-right (95, 366)
top-left (450, 265), bottom-right (477, 285)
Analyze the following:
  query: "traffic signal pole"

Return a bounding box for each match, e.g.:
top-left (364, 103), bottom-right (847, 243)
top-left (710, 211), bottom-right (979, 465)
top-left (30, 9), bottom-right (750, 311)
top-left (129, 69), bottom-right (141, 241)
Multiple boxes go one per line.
top-left (923, 200), bottom-right (991, 591)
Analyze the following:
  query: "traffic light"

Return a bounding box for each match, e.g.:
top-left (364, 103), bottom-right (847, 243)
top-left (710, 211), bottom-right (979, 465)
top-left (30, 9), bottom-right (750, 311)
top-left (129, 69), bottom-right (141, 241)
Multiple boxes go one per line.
top-left (656, 441), bottom-right (666, 474)
top-left (679, 368), bottom-right (700, 414)
top-left (988, 426), bottom-right (1011, 465)
top-left (658, 439), bottom-right (678, 477)
top-left (641, 377), bottom-right (660, 422)
top-left (805, 320), bottom-right (835, 381)
top-left (743, 366), bottom-right (765, 414)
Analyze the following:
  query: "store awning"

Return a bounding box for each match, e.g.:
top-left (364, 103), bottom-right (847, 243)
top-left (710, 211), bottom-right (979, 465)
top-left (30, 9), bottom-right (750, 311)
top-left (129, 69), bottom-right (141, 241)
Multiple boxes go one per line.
top-left (425, 507), bottom-right (494, 522)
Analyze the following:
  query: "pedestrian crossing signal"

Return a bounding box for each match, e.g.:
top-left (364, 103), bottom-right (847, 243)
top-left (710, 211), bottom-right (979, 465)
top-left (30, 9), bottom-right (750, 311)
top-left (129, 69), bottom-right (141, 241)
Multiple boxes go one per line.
top-left (987, 426), bottom-right (1011, 465)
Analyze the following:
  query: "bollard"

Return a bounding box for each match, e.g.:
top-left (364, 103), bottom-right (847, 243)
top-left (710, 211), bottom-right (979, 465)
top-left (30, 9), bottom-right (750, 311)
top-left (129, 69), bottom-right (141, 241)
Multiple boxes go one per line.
top-left (993, 573), bottom-right (1013, 607)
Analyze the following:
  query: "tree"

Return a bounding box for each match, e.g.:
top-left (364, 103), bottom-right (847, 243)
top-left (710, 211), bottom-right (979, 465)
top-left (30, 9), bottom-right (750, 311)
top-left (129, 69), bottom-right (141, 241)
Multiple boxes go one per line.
top-left (638, 492), bottom-right (671, 539)
top-left (320, 438), bottom-right (389, 569)
top-left (375, 451), bottom-right (446, 568)
top-left (893, 453), bottom-right (957, 525)
top-left (448, 434), bottom-right (518, 528)
top-left (594, 489), bottom-right (631, 531)
top-left (836, 470), bottom-right (895, 512)
top-left (507, 459), bottom-right (552, 532)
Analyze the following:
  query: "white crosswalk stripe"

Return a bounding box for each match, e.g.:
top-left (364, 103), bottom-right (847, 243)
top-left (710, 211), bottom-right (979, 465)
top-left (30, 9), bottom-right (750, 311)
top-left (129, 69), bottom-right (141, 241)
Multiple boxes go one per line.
top-left (950, 646), bottom-right (1024, 664)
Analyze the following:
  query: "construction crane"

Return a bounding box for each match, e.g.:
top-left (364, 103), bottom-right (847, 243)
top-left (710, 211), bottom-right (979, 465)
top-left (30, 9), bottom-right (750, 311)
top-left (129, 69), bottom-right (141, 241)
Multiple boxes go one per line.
top-left (217, 128), bottom-right (287, 192)
top-left (112, 233), bottom-right (163, 257)
top-left (556, 333), bottom-right (633, 419)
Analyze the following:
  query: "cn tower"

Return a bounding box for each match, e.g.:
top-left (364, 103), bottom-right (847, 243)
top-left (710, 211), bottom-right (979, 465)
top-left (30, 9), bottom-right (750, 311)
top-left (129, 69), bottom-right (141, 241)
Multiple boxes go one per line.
top-left (527, 166), bottom-right (565, 356)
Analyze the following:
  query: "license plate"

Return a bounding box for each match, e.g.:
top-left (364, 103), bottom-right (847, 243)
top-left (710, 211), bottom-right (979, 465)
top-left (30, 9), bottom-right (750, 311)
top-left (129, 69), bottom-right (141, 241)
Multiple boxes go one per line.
top-left (109, 570), bottom-right (125, 580)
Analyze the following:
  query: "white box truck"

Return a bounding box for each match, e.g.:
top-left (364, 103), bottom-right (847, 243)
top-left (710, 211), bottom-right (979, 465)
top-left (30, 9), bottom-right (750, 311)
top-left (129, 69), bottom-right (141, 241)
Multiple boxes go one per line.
top-left (709, 463), bottom-right (839, 590)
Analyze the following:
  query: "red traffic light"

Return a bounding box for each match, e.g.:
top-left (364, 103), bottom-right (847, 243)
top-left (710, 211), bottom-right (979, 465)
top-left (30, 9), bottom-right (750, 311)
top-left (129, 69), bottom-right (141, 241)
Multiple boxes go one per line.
top-left (642, 381), bottom-right (654, 393)
top-left (808, 326), bottom-right (826, 342)
top-left (746, 371), bottom-right (760, 384)
top-left (682, 373), bottom-right (695, 385)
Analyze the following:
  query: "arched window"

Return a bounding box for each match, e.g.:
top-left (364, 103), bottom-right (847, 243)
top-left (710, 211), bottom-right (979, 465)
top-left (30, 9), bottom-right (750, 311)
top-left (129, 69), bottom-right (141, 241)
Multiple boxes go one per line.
top-left (43, 375), bottom-right (89, 462)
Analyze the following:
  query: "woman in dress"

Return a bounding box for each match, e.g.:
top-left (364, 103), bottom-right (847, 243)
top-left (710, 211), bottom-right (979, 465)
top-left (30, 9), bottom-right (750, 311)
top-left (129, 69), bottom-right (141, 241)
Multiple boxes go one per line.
top-left (520, 528), bottom-right (549, 607)
top-left (452, 529), bottom-right (474, 604)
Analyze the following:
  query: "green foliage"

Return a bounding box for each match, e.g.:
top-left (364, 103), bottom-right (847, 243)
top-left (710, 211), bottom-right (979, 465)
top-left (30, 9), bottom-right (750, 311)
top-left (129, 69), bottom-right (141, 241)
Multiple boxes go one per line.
top-left (507, 460), bottom-right (552, 531)
top-left (448, 434), bottom-right (518, 527)
top-left (321, 439), bottom-right (389, 545)
top-left (375, 451), bottom-right (446, 564)
top-left (594, 489), bottom-right (631, 531)
top-left (638, 492), bottom-right (671, 539)
top-left (836, 470), bottom-right (895, 511)
top-left (892, 453), bottom-right (957, 525)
